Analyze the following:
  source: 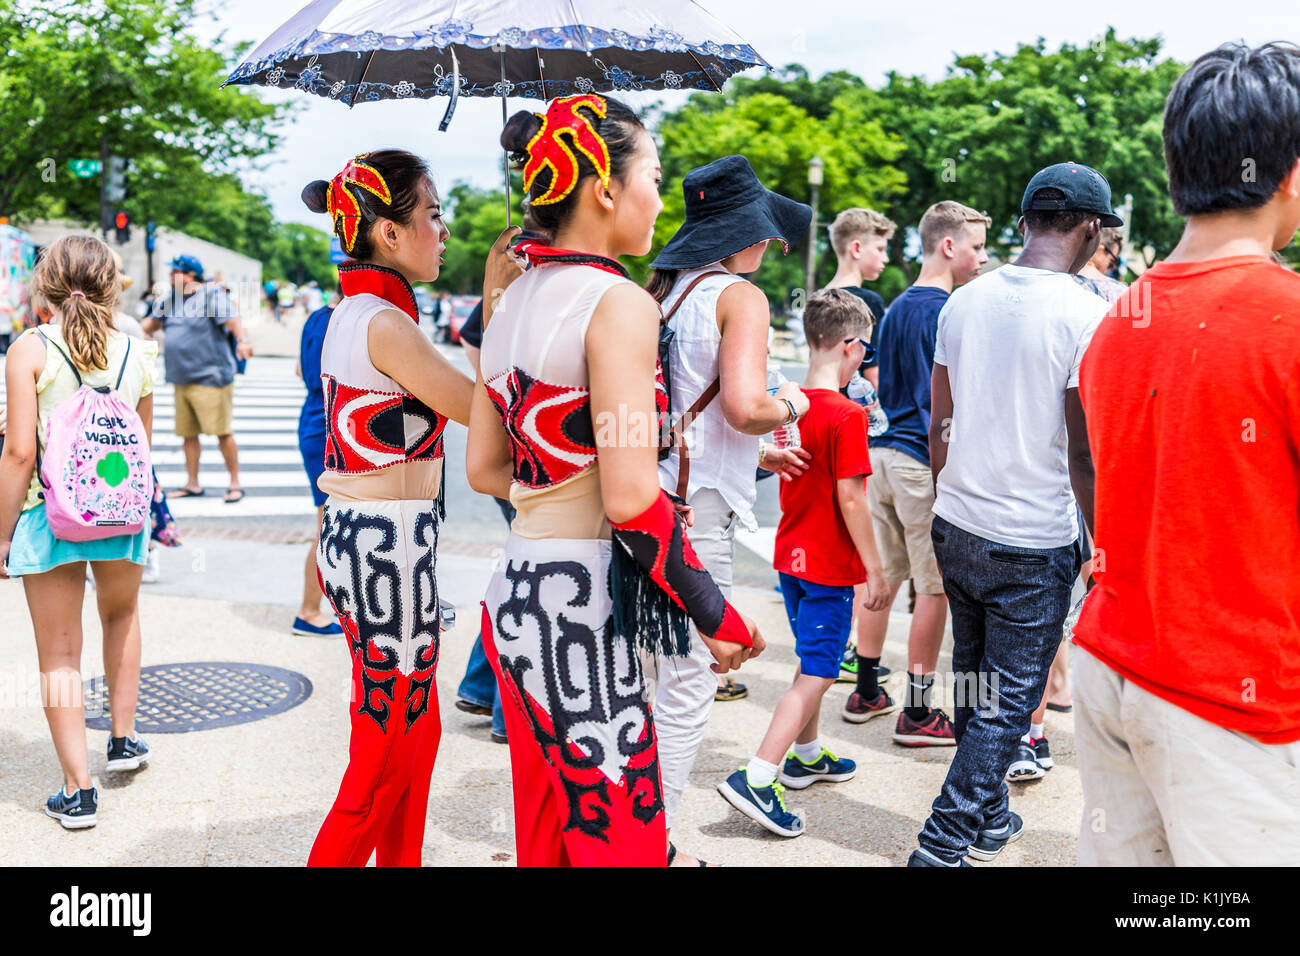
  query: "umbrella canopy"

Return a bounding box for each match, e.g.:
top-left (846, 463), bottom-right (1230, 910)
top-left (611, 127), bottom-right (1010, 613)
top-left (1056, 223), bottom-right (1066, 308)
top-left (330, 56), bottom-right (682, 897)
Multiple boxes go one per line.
top-left (222, 0), bottom-right (769, 106)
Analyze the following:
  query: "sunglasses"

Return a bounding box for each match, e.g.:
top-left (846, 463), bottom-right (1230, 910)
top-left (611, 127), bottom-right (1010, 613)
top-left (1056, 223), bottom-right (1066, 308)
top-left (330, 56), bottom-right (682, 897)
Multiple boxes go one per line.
top-left (844, 336), bottom-right (877, 372)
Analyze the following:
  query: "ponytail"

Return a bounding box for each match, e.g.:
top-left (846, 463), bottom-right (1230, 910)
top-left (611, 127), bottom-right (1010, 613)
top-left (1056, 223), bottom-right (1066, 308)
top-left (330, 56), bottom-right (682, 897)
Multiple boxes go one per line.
top-left (32, 234), bottom-right (120, 372)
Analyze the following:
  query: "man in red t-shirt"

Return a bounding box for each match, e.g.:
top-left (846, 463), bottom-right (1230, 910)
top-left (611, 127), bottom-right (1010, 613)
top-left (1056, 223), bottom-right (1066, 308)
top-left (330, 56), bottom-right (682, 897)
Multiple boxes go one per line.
top-left (1074, 41), bottom-right (1300, 865)
top-left (717, 289), bottom-right (890, 838)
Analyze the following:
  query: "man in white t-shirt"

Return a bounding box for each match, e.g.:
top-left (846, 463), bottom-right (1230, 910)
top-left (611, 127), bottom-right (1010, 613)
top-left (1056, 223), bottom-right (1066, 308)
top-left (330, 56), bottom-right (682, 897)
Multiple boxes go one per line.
top-left (907, 163), bottom-right (1117, 867)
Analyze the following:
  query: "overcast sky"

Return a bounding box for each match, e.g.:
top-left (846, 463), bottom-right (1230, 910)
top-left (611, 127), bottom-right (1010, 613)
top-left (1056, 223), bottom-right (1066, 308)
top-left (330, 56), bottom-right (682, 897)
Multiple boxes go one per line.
top-left (195, 1), bottom-right (1300, 228)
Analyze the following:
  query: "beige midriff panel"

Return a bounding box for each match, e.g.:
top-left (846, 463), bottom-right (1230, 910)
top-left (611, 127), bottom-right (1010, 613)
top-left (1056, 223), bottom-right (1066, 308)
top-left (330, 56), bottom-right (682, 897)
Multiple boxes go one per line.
top-left (317, 459), bottom-right (443, 503)
top-left (509, 465), bottom-right (611, 541)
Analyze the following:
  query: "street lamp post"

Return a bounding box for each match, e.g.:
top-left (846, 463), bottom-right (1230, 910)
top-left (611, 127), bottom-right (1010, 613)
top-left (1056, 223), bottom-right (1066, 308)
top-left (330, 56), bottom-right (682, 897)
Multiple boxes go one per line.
top-left (805, 156), bottom-right (824, 304)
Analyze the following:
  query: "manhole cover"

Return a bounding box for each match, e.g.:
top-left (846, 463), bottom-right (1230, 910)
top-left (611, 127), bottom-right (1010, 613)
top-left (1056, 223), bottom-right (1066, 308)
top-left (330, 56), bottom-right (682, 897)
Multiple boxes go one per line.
top-left (84, 662), bottom-right (312, 733)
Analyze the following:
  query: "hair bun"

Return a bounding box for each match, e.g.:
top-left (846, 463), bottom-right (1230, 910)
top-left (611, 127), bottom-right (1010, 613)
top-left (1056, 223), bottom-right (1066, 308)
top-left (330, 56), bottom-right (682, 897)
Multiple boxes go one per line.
top-left (302, 180), bottom-right (331, 214)
top-left (501, 110), bottom-right (543, 164)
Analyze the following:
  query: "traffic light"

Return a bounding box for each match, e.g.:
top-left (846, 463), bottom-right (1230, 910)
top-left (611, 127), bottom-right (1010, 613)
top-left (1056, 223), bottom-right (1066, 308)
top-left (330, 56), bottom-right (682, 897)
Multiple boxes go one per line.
top-left (105, 156), bottom-right (127, 204)
top-left (114, 211), bottom-right (131, 244)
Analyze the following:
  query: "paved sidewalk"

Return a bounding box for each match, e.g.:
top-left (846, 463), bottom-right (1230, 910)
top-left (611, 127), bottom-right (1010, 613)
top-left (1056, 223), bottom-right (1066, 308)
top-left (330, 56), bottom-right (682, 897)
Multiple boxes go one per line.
top-left (0, 566), bottom-right (1083, 866)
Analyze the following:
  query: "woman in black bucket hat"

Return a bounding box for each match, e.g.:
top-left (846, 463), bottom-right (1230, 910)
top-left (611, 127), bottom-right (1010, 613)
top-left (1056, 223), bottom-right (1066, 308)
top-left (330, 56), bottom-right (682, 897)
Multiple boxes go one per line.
top-left (648, 154), bottom-right (813, 866)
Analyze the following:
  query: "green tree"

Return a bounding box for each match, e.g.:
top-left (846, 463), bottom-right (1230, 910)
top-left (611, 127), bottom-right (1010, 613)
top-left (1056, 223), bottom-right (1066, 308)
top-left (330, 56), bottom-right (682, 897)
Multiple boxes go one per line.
top-left (1, 0), bottom-right (285, 256)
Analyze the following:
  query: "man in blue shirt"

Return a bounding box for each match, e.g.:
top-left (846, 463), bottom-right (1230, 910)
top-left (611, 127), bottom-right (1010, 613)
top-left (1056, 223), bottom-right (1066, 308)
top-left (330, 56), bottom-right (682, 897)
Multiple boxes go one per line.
top-left (842, 201), bottom-right (990, 746)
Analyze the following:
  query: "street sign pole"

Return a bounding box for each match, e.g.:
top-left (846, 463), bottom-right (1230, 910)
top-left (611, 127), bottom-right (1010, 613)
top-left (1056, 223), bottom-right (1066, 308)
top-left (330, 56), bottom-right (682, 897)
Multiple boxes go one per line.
top-left (98, 134), bottom-right (109, 240)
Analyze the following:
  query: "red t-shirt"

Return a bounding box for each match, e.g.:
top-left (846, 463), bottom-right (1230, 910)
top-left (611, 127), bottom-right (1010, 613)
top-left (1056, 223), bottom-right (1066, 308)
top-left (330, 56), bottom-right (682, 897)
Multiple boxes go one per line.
top-left (774, 389), bottom-right (873, 586)
top-left (1076, 255), bottom-right (1300, 744)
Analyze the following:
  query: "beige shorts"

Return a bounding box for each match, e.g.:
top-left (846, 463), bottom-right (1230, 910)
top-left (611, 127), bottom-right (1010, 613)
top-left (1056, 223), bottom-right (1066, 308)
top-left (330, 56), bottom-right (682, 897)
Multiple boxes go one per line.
top-left (867, 445), bottom-right (943, 594)
top-left (173, 383), bottom-right (234, 438)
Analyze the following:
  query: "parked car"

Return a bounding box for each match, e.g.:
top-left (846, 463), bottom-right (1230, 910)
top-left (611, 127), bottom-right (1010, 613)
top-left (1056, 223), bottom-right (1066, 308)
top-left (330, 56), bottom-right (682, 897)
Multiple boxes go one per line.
top-left (447, 296), bottom-right (478, 345)
top-left (412, 286), bottom-right (438, 337)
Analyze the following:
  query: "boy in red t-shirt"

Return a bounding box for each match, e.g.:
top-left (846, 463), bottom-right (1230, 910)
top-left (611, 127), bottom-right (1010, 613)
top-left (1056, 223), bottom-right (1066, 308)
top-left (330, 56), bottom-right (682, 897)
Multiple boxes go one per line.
top-left (1074, 42), bottom-right (1300, 865)
top-left (718, 289), bottom-right (890, 836)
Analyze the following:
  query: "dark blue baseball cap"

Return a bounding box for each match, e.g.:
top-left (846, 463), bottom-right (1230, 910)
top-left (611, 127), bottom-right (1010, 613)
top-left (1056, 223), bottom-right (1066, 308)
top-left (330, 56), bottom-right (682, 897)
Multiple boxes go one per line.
top-left (168, 254), bottom-right (205, 278)
top-left (1022, 163), bottom-right (1124, 227)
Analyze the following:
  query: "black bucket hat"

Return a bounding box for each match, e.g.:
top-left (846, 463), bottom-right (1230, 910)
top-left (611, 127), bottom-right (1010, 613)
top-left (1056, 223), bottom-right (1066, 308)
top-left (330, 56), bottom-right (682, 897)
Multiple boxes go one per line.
top-left (651, 155), bottom-right (812, 270)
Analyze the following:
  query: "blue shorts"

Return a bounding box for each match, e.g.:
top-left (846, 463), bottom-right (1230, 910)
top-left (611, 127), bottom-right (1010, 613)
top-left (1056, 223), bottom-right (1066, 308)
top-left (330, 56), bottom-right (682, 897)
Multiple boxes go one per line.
top-left (6, 505), bottom-right (149, 577)
top-left (777, 572), bottom-right (855, 679)
top-left (299, 432), bottom-right (327, 508)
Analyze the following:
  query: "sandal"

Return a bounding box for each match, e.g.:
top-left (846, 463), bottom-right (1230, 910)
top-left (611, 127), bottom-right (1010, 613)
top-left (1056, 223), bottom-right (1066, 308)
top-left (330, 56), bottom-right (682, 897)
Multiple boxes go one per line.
top-left (171, 487), bottom-right (205, 498)
top-left (1045, 702), bottom-right (1073, 714)
top-left (667, 842), bottom-right (708, 867)
top-left (223, 488), bottom-right (246, 504)
top-left (714, 676), bottom-right (748, 702)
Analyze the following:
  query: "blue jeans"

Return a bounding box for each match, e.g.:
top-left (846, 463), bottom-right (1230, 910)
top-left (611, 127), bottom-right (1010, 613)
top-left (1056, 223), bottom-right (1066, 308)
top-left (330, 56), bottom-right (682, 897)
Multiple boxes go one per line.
top-left (455, 497), bottom-right (515, 738)
top-left (918, 515), bottom-right (1081, 863)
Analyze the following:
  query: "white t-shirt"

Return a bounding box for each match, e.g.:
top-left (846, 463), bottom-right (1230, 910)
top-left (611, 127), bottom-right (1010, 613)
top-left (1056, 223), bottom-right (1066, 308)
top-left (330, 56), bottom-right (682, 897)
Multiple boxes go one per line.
top-left (932, 264), bottom-right (1108, 548)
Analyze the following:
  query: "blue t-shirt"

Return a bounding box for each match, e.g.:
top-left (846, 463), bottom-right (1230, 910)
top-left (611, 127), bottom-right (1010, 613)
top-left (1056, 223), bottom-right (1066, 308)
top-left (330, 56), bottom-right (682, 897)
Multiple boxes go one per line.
top-left (298, 305), bottom-right (332, 445)
top-left (872, 285), bottom-right (950, 466)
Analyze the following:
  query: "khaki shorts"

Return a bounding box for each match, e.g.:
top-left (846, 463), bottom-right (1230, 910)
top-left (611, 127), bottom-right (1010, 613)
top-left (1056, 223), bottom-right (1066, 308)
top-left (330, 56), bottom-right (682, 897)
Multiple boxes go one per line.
top-left (867, 445), bottom-right (943, 594)
top-left (173, 383), bottom-right (234, 438)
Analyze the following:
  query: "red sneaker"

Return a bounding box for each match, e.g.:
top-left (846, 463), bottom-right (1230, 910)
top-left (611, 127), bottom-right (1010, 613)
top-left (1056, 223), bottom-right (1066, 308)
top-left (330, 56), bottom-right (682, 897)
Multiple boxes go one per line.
top-left (893, 708), bottom-right (957, 746)
top-left (842, 689), bottom-right (899, 724)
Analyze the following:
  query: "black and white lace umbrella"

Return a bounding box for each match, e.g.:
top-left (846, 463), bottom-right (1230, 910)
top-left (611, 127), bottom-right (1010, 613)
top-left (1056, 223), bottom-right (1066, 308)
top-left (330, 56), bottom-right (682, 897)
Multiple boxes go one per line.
top-left (223, 1), bottom-right (768, 219)
top-left (224, 1), bottom-right (767, 114)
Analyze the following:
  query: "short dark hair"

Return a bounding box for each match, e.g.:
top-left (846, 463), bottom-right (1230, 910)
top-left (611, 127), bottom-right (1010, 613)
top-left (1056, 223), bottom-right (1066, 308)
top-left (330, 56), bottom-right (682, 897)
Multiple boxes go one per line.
top-left (302, 149), bottom-right (433, 261)
top-left (803, 288), bottom-right (874, 349)
top-left (502, 96), bottom-right (647, 237)
top-left (1163, 42), bottom-right (1300, 215)
top-left (1022, 187), bottom-right (1094, 234)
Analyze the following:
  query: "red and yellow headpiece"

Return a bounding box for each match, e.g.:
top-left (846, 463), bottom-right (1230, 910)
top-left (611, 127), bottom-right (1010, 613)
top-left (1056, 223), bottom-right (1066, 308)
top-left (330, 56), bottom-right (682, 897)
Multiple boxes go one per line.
top-left (522, 94), bottom-right (611, 206)
top-left (327, 157), bottom-right (392, 253)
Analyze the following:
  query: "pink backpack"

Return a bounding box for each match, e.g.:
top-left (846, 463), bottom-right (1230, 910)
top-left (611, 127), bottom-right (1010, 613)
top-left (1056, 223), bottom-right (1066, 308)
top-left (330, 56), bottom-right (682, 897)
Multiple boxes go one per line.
top-left (37, 330), bottom-right (153, 542)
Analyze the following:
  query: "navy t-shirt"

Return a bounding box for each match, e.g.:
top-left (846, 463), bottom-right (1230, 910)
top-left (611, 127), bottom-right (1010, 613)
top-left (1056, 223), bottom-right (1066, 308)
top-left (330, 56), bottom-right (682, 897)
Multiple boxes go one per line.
top-left (839, 286), bottom-right (886, 369)
top-left (297, 305), bottom-right (332, 446)
top-left (872, 285), bottom-right (950, 466)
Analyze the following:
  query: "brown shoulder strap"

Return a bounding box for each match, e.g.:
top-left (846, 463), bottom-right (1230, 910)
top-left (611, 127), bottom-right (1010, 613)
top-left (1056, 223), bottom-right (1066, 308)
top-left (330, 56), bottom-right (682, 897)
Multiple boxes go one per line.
top-left (662, 269), bottom-right (730, 324)
top-left (661, 270), bottom-right (731, 499)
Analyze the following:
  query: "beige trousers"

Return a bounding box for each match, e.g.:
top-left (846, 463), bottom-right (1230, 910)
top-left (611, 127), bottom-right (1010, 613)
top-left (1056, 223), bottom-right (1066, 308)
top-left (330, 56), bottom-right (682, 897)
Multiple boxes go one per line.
top-left (1074, 647), bottom-right (1300, 866)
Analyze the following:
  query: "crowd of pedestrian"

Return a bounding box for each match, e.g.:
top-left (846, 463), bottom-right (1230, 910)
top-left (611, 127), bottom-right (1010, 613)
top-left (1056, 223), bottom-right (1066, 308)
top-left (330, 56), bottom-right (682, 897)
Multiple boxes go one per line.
top-left (2, 39), bottom-right (1297, 867)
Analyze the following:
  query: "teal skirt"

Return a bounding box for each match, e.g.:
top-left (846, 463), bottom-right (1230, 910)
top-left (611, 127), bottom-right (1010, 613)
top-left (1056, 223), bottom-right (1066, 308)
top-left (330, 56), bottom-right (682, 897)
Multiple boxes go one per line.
top-left (6, 505), bottom-right (149, 577)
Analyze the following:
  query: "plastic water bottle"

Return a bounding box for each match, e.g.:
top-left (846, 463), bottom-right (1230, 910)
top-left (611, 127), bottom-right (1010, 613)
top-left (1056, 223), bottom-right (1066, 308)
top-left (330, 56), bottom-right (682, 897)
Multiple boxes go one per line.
top-left (767, 366), bottom-right (801, 450)
top-left (847, 372), bottom-right (890, 437)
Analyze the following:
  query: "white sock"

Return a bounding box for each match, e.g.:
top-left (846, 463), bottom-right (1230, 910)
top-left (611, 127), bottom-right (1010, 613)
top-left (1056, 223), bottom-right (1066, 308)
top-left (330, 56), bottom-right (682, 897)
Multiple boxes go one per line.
top-left (793, 739), bottom-right (823, 763)
top-left (1029, 723), bottom-right (1044, 740)
top-left (745, 756), bottom-right (779, 788)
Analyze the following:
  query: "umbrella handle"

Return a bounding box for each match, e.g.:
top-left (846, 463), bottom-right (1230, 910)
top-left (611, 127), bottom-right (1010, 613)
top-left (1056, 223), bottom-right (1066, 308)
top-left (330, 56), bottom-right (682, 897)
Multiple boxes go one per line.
top-left (500, 48), bottom-right (511, 227)
top-left (437, 48), bottom-right (460, 132)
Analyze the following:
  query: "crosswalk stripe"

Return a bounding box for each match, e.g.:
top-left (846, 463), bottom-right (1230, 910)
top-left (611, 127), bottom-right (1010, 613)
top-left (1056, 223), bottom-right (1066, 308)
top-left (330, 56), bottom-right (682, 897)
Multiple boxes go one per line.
top-left (153, 432), bottom-right (300, 447)
top-left (153, 449), bottom-right (305, 466)
top-left (153, 419), bottom-right (302, 432)
top-left (155, 471), bottom-right (311, 489)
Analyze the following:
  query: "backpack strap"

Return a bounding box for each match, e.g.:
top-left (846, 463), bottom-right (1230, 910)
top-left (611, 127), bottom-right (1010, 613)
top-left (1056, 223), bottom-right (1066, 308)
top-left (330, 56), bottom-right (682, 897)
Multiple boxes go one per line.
top-left (661, 270), bottom-right (731, 499)
top-left (115, 337), bottom-right (132, 390)
top-left (35, 328), bottom-right (82, 386)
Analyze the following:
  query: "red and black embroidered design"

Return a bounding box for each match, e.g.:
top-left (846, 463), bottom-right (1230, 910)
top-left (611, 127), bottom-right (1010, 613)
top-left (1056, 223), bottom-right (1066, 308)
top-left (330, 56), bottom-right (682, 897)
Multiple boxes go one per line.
top-left (317, 504), bottom-right (441, 734)
top-left (610, 491), bottom-right (753, 656)
top-left (336, 262), bottom-right (419, 322)
top-left (484, 367), bottom-right (596, 489)
top-left (323, 377), bottom-right (447, 474)
top-left (515, 240), bottom-right (629, 279)
top-left (492, 558), bottom-right (662, 841)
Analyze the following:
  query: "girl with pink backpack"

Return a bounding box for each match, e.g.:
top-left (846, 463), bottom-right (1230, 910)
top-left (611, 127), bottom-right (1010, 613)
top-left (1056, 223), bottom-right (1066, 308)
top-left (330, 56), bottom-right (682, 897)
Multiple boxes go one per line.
top-left (0, 234), bottom-right (158, 829)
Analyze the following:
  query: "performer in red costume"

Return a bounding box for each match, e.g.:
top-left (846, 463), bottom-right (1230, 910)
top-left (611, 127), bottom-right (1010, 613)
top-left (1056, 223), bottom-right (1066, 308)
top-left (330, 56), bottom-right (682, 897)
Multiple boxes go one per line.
top-left (467, 95), bottom-right (764, 866)
top-left (300, 151), bottom-right (474, 866)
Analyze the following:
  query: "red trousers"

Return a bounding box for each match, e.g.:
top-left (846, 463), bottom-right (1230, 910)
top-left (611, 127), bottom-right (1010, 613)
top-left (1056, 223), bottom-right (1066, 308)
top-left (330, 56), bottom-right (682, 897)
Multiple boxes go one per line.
top-left (482, 605), bottom-right (666, 866)
top-left (308, 651), bottom-right (441, 867)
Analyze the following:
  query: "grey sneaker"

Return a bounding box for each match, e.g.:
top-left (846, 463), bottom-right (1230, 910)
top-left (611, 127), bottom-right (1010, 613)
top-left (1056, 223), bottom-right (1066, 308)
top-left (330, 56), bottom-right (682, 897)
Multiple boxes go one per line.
top-left (106, 735), bottom-right (150, 772)
top-left (967, 812), bottom-right (1024, 861)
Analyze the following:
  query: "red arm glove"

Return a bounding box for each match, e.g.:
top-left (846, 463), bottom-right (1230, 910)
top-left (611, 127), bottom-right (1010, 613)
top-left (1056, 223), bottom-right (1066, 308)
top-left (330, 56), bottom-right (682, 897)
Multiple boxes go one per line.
top-left (609, 491), bottom-right (752, 657)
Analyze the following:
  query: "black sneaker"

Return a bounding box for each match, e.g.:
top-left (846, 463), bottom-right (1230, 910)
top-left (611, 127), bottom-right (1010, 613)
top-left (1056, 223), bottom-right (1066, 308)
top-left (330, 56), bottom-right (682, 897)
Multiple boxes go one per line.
top-left (907, 847), bottom-right (971, 867)
top-left (1006, 741), bottom-right (1045, 782)
top-left (1030, 735), bottom-right (1054, 771)
top-left (967, 811), bottom-right (1024, 862)
top-left (106, 735), bottom-right (150, 772)
top-left (45, 785), bottom-right (98, 829)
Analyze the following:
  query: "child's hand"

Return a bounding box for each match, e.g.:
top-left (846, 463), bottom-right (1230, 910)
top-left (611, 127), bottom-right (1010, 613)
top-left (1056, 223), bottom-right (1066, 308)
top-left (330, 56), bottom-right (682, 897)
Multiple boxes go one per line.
top-left (761, 445), bottom-right (811, 481)
top-left (861, 567), bottom-right (891, 612)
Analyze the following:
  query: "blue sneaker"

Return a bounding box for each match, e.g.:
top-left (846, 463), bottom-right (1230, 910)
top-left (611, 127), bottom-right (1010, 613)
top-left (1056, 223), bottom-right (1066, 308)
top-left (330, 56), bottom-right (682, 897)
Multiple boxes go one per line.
top-left (779, 747), bottom-right (857, 789)
top-left (717, 769), bottom-right (804, 837)
top-left (967, 811), bottom-right (1024, 862)
top-left (292, 616), bottom-right (343, 636)
top-left (106, 735), bottom-right (150, 772)
top-left (45, 785), bottom-right (98, 829)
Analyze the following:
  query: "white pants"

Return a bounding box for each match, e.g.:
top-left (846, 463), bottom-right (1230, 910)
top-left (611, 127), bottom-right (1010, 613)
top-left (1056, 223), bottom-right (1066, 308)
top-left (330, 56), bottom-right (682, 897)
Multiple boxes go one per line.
top-left (1074, 647), bottom-right (1300, 866)
top-left (655, 488), bottom-right (736, 827)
